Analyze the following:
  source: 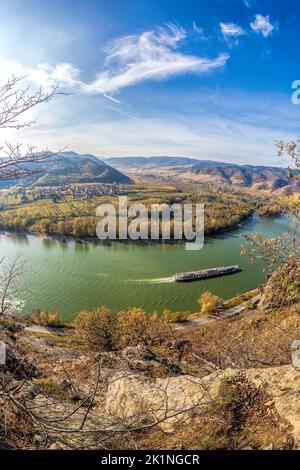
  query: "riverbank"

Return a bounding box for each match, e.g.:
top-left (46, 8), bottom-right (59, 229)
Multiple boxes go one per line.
top-left (175, 291), bottom-right (261, 330)
top-left (0, 208), bottom-right (255, 242)
top-left (0, 181), bottom-right (283, 240)
top-left (22, 290), bottom-right (261, 336)
top-left (0, 209), bottom-right (284, 247)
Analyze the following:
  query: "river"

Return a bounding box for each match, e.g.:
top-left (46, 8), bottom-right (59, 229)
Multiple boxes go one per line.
top-left (0, 214), bottom-right (291, 321)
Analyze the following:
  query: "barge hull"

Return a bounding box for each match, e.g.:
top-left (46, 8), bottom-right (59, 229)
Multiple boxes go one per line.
top-left (174, 265), bottom-right (240, 282)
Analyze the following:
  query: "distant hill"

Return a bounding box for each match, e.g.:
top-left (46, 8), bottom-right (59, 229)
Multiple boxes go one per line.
top-left (107, 156), bottom-right (198, 166)
top-left (106, 156), bottom-right (300, 193)
top-left (106, 156), bottom-right (233, 169)
top-left (185, 164), bottom-right (292, 190)
top-left (0, 151), bottom-right (132, 188)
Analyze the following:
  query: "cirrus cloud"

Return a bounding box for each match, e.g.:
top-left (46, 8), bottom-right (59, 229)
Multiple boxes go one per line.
top-left (84, 24), bottom-right (229, 94)
top-left (0, 24), bottom-right (229, 98)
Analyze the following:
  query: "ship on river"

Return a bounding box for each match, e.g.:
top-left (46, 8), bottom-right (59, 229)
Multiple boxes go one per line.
top-left (174, 265), bottom-right (240, 282)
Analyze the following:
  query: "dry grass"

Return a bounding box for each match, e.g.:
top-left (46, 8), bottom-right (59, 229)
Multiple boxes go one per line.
top-left (180, 304), bottom-right (300, 374)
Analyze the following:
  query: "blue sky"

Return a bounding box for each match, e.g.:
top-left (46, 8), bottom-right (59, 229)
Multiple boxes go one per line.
top-left (0, 0), bottom-right (299, 165)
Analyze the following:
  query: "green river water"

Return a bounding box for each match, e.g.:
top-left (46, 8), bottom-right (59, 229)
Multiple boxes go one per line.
top-left (0, 214), bottom-right (291, 321)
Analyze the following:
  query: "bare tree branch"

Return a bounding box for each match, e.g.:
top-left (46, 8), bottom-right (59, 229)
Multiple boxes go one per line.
top-left (0, 75), bottom-right (67, 181)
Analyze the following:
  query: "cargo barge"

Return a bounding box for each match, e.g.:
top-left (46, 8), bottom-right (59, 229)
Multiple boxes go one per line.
top-left (174, 265), bottom-right (240, 282)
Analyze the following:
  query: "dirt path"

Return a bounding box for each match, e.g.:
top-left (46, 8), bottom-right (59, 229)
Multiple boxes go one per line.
top-left (175, 294), bottom-right (260, 330)
top-left (24, 324), bottom-right (66, 335)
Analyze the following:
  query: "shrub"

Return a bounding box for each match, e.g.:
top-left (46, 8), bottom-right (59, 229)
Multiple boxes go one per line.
top-left (244, 301), bottom-right (253, 311)
top-left (31, 309), bottom-right (63, 327)
top-left (162, 309), bottom-right (191, 322)
top-left (72, 306), bottom-right (174, 352)
top-left (73, 307), bottom-right (117, 351)
top-left (198, 291), bottom-right (224, 315)
top-left (116, 307), bottom-right (173, 349)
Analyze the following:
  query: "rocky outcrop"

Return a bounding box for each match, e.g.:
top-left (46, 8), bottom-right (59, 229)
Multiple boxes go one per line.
top-left (105, 365), bottom-right (300, 447)
top-left (246, 365), bottom-right (300, 447)
top-left (105, 370), bottom-right (234, 432)
top-left (259, 259), bottom-right (300, 313)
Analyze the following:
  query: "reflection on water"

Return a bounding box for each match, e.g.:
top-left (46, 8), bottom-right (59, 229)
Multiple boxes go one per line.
top-left (2, 232), bottom-right (29, 245)
top-left (42, 237), bottom-right (58, 250)
top-left (0, 215), bottom-right (292, 321)
top-left (75, 241), bottom-right (90, 252)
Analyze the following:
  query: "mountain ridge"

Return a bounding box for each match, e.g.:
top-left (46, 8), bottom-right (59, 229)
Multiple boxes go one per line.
top-left (0, 151), bottom-right (132, 188)
top-left (105, 156), bottom-right (299, 193)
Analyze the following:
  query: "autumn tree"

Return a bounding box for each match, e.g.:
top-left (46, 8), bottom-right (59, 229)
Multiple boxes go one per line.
top-left (73, 307), bottom-right (118, 351)
top-left (116, 307), bottom-right (173, 350)
top-left (198, 291), bottom-right (224, 316)
top-left (277, 140), bottom-right (300, 224)
top-left (241, 232), bottom-right (298, 274)
top-left (277, 140), bottom-right (300, 179)
top-left (242, 141), bottom-right (300, 272)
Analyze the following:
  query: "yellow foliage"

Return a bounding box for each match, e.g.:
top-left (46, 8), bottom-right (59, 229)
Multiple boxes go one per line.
top-left (73, 307), bottom-right (117, 351)
top-left (117, 307), bottom-right (173, 349)
top-left (31, 309), bottom-right (63, 327)
top-left (198, 291), bottom-right (224, 316)
top-left (162, 309), bottom-right (190, 322)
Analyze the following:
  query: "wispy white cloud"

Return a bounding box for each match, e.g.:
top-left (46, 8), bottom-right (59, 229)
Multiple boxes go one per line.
top-left (220, 22), bottom-right (246, 38)
top-left (250, 14), bottom-right (275, 37)
top-left (192, 21), bottom-right (206, 38)
top-left (0, 24), bottom-right (229, 98)
top-left (84, 24), bottom-right (229, 93)
top-left (29, 63), bottom-right (81, 88)
top-left (242, 0), bottom-right (255, 9)
top-left (0, 59), bottom-right (82, 90)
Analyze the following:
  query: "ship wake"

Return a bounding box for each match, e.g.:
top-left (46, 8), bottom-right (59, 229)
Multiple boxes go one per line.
top-left (125, 276), bottom-right (175, 284)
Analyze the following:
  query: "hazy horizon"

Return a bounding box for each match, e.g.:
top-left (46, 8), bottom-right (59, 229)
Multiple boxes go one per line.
top-left (56, 150), bottom-right (289, 168)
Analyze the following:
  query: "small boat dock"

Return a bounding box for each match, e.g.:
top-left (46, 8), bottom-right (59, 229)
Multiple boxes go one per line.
top-left (174, 265), bottom-right (240, 282)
